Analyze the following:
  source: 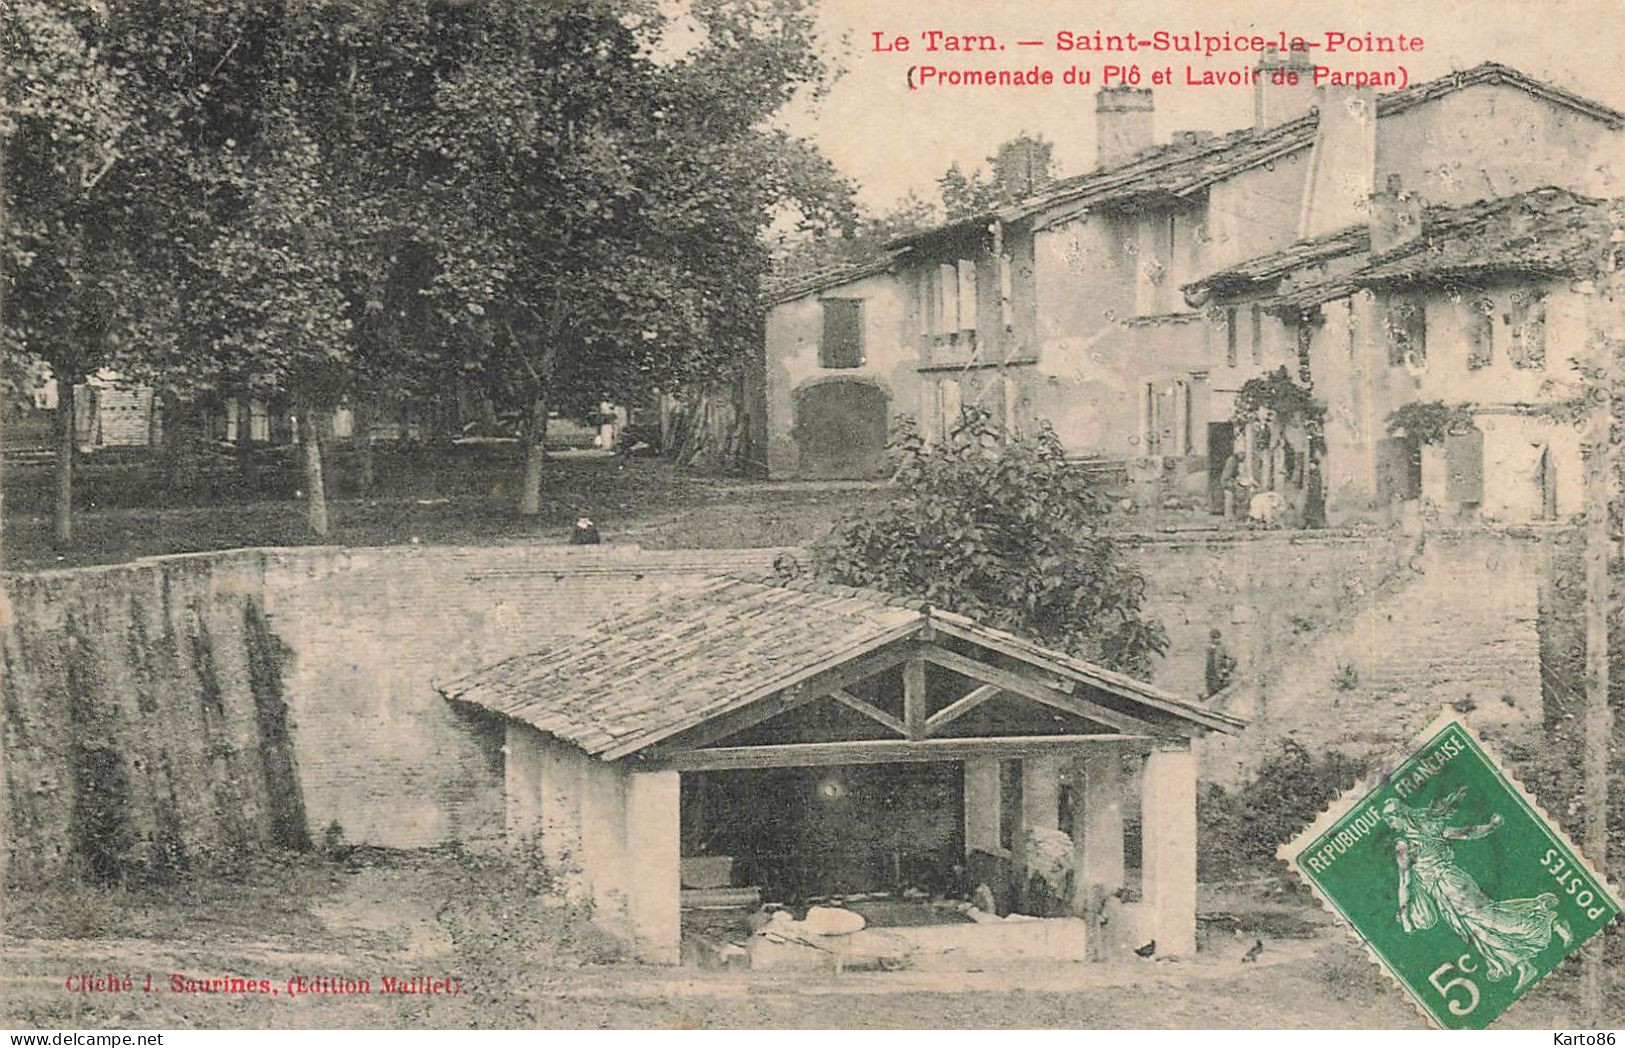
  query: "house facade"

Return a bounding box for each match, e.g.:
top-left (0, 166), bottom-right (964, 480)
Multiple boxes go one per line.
top-left (760, 57), bottom-right (1625, 524)
top-left (1185, 184), bottom-right (1615, 523)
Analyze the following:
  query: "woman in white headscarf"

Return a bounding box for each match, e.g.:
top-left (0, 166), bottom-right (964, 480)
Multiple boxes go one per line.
top-left (1383, 790), bottom-right (1572, 991)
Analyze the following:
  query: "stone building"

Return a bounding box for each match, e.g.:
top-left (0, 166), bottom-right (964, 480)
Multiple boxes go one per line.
top-left (1183, 184), bottom-right (1617, 523)
top-left (759, 57), bottom-right (1625, 513)
top-left (438, 574), bottom-right (1240, 963)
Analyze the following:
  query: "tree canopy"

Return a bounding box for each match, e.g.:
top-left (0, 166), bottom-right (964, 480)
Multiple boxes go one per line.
top-left (803, 408), bottom-right (1168, 677)
top-left (3, 0), bottom-right (847, 539)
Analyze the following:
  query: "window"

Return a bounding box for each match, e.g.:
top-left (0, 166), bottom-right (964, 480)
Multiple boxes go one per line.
top-left (924, 260), bottom-right (978, 343)
top-left (1250, 305), bottom-right (1263, 365)
top-left (1466, 297), bottom-right (1494, 369)
top-left (1225, 308), bottom-right (1239, 367)
top-left (1509, 291), bottom-right (1546, 370)
top-left (819, 299), bottom-right (864, 369)
top-left (1386, 298), bottom-right (1427, 368)
top-left (934, 263), bottom-right (957, 335)
top-left (956, 259), bottom-right (979, 334)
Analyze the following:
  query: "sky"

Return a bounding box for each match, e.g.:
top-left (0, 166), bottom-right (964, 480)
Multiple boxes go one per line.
top-left (778, 0), bottom-right (1625, 214)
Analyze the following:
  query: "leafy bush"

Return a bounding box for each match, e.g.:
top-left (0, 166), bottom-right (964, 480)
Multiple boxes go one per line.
top-left (430, 838), bottom-right (625, 1028)
top-left (1385, 400), bottom-right (1475, 445)
top-left (808, 408), bottom-right (1167, 676)
top-left (1233, 366), bottom-right (1325, 431)
top-left (1199, 740), bottom-right (1365, 883)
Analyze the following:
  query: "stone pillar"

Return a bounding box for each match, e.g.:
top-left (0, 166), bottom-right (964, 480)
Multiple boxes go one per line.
top-left (963, 757), bottom-right (1001, 856)
top-left (624, 770), bottom-right (681, 964)
top-left (536, 738), bottom-right (587, 899)
top-left (581, 761), bottom-right (629, 934)
top-left (1140, 745), bottom-right (1198, 957)
top-left (1073, 749), bottom-right (1126, 916)
top-left (1021, 755), bottom-right (1064, 832)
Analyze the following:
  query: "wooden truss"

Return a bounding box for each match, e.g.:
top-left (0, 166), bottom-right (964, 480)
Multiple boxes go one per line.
top-left (632, 638), bottom-right (1171, 772)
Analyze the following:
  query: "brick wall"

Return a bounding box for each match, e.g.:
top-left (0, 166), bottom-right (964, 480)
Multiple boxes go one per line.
top-left (4, 529), bottom-right (1562, 877)
top-left (260, 544), bottom-right (782, 849)
top-left (2, 545), bottom-right (782, 879)
top-left (1121, 526), bottom-right (1568, 788)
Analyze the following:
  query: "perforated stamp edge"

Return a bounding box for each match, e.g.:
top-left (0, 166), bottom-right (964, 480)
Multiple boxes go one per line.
top-left (1275, 707), bottom-right (1622, 1029)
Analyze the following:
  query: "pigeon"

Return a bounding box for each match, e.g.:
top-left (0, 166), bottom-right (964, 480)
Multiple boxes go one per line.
top-left (1134, 939), bottom-right (1157, 958)
top-left (570, 516), bottom-right (601, 545)
top-left (1242, 938), bottom-right (1264, 963)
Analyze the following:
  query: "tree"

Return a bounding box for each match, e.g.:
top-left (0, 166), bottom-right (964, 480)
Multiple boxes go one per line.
top-left (805, 408), bottom-right (1168, 676)
top-left (414, 0), bottom-right (842, 512)
top-left (94, 1), bottom-right (358, 537)
top-left (988, 133), bottom-right (1054, 200)
top-left (2, 0), bottom-right (133, 546)
top-left (938, 132), bottom-right (1056, 221)
top-left (770, 190), bottom-right (937, 297)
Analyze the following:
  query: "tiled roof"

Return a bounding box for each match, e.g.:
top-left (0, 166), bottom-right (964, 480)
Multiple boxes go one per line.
top-left (888, 63), bottom-right (1623, 250)
top-left (762, 254), bottom-right (899, 304)
top-left (1193, 225), bottom-right (1371, 298)
top-left (438, 575), bottom-right (1240, 760)
top-left (1357, 188), bottom-right (1614, 283)
top-left (889, 115), bottom-right (1317, 249)
top-left (1193, 187), bottom-right (1614, 311)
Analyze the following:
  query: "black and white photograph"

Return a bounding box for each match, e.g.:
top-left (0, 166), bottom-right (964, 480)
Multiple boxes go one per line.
top-left (2, 0), bottom-right (1625, 1034)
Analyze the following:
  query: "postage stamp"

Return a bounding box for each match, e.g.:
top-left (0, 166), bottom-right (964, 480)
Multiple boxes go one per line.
top-left (1279, 711), bottom-right (1622, 1030)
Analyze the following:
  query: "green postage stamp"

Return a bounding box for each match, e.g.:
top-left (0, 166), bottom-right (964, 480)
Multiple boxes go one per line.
top-left (1279, 711), bottom-right (1621, 1029)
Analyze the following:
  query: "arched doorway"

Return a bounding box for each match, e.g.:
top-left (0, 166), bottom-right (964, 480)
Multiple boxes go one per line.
top-left (793, 380), bottom-right (889, 478)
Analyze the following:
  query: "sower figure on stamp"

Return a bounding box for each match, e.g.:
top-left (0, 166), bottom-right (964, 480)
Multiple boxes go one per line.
top-left (1384, 791), bottom-right (1573, 991)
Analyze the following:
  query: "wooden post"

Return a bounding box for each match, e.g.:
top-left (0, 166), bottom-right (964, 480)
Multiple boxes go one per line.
top-left (903, 654), bottom-right (927, 738)
top-left (1579, 265), bottom-right (1620, 1026)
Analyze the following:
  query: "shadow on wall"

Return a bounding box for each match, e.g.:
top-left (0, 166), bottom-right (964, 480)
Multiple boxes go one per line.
top-left (4, 555), bottom-right (309, 886)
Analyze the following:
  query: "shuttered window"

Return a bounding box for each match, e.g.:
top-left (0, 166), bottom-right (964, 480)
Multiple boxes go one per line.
top-left (1466, 297), bottom-right (1494, 369)
top-left (1509, 291), bottom-right (1546, 370)
top-left (820, 299), bottom-right (864, 369)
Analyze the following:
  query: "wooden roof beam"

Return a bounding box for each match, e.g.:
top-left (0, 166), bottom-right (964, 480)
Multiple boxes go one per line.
top-left (634, 734), bottom-right (1155, 773)
top-left (829, 688), bottom-right (909, 738)
top-left (923, 684), bottom-right (1001, 736)
top-left (920, 645), bottom-right (1169, 738)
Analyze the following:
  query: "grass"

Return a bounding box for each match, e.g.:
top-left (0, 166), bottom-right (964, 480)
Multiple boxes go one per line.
top-left (2, 444), bottom-right (892, 571)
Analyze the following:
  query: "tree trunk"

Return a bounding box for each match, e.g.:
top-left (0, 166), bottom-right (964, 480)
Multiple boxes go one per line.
top-left (301, 407), bottom-right (330, 539)
top-left (518, 394), bottom-right (548, 516)
top-left (353, 399), bottom-right (375, 493)
top-left (234, 396), bottom-right (258, 495)
top-left (159, 392), bottom-right (201, 500)
top-left (54, 379), bottom-right (76, 547)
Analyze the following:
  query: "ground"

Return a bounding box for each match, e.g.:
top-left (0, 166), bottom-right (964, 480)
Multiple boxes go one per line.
top-left (2, 442), bottom-right (1257, 571)
top-left (0, 850), bottom-right (1612, 1029)
top-left (1, 446), bottom-right (894, 571)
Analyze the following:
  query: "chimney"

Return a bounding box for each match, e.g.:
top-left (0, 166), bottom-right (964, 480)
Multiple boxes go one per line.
top-left (1369, 175), bottom-right (1426, 255)
top-left (1096, 86), bottom-right (1154, 168)
top-left (1253, 46), bottom-right (1318, 128)
top-left (1297, 85), bottom-right (1377, 240)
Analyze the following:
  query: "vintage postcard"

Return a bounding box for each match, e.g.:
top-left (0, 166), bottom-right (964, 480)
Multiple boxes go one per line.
top-left (2, 0), bottom-right (1624, 1037)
